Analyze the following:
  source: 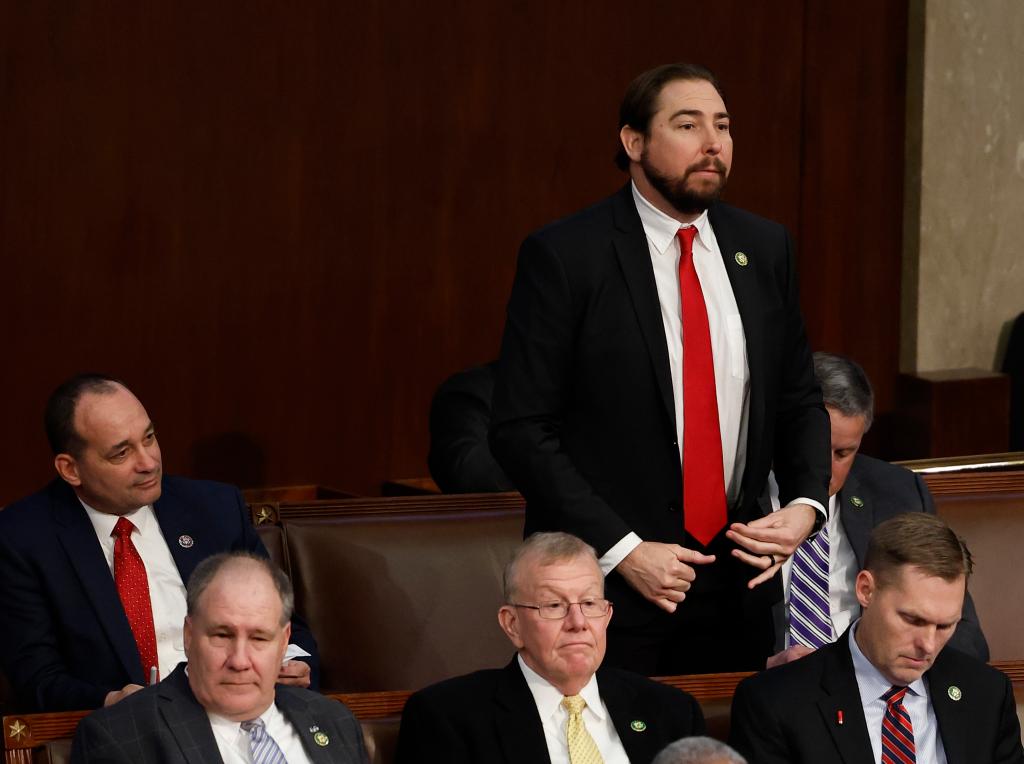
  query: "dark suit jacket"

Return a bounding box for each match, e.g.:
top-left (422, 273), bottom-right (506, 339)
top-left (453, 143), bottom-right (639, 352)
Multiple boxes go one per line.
top-left (729, 630), bottom-right (1024, 764)
top-left (428, 362), bottom-right (514, 493)
top-left (0, 476), bottom-right (320, 712)
top-left (772, 454), bottom-right (989, 659)
top-left (491, 185), bottom-right (830, 625)
top-left (70, 663), bottom-right (366, 763)
top-left (395, 658), bottom-right (705, 763)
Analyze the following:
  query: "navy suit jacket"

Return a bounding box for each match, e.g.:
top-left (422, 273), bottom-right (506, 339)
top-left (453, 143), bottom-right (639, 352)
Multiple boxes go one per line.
top-left (772, 454), bottom-right (989, 659)
top-left (730, 629), bottom-right (1023, 764)
top-left (491, 185), bottom-right (830, 628)
top-left (70, 663), bottom-right (366, 763)
top-left (395, 658), bottom-right (705, 763)
top-left (0, 476), bottom-right (319, 712)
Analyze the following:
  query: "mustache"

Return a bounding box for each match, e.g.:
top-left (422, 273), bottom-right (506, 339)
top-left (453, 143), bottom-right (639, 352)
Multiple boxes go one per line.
top-left (687, 157), bottom-right (728, 174)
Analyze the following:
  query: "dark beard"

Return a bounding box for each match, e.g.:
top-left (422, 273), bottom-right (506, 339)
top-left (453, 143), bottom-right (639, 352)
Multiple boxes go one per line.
top-left (641, 151), bottom-right (728, 216)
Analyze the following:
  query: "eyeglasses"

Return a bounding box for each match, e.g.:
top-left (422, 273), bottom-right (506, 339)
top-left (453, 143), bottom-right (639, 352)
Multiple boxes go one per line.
top-left (511, 598), bottom-right (612, 620)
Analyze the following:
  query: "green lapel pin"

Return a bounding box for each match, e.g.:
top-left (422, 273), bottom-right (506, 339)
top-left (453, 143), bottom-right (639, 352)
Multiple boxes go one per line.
top-left (630, 720), bottom-right (647, 732)
top-left (850, 496), bottom-right (864, 508)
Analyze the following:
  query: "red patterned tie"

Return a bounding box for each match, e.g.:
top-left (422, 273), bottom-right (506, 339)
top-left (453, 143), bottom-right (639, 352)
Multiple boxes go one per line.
top-left (881, 685), bottom-right (916, 763)
top-left (677, 226), bottom-right (727, 546)
top-left (112, 517), bottom-right (159, 681)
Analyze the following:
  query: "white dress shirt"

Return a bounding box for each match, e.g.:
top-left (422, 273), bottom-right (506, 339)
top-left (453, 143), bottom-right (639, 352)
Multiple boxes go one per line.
top-left (83, 502), bottom-right (187, 679)
top-left (208, 703), bottom-right (313, 764)
top-left (599, 184), bottom-right (821, 573)
top-left (518, 655), bottom-right (629, 764)
top-left (769, 475), bottom-right (860, 641)
top-left (849, 622), bottom-right (947, 764)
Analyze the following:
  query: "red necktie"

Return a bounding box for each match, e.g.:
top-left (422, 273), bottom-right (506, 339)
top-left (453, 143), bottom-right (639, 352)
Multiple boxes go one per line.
top-left (112, 517), bottom-right (159, 681)
top-left (881, 686), bottom-right (916, 763)
top-left (677, 226), bottom-right (727, 545)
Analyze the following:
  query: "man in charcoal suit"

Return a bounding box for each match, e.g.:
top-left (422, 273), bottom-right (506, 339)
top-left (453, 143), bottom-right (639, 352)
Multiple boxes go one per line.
top-left (72, 552), bottom-right (366, 763)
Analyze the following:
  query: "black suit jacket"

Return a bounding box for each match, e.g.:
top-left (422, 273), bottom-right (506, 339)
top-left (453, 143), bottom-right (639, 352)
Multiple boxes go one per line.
top-left (0, 476), bottom-right (320, 712)
top-left (730, 630), bottom-right (1024, 764)
top-left (772, 454), bottom-right (989, 659)
top-left (491, 185), bottom-right (830, 623)
top-left (395, 658), bottom-right (704, 763)
top-left (70, 664), bottom-right (366, 763)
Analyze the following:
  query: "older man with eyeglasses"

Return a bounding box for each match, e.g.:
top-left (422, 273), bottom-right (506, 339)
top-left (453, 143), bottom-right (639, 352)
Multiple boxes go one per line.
top-left (396, 532), bottom-right (705, 763)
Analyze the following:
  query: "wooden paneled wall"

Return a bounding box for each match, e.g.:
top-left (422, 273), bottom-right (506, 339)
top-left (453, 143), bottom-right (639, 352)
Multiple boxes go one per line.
top-left (0, 2), bottom-right (907, 501)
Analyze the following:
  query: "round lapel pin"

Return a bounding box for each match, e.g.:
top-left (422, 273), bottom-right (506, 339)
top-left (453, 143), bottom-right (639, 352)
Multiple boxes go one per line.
top-left (630, 720), bottom-right (646, 732)
top-left (178, 534), bottom-right (194, 548)
top-left (734, 252), bottom-right (749, 266)
top-left (947, 685), bottom-right (962, 701)
top-left (850, 496), bottom-right (864, 508)
top-left (313, 731), bottom-right (330, 746)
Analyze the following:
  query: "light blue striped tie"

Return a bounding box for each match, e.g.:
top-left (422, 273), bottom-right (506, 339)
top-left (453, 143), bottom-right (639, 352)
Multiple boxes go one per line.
top-left (788, 523), bottom-right (834, 648)
top-left (241, 718), bottom-right (288, 764)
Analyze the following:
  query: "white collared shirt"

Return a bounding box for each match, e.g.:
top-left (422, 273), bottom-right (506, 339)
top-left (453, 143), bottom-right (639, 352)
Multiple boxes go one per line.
top-left (517, 655), bottom-right (629, 764)
top-left (600, 184), bottom-right (821, 573)
top-left (769, 477), bottom-right (860, 642)
top-left (849, 622), bottom-right (947, 764)
top-left (208, 702), bottom-right (313, 764)
top-left (82, 501), bottom-right (187, 679)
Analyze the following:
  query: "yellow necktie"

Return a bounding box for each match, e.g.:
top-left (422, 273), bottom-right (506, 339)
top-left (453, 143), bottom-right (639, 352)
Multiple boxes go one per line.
top-left (562, 695), bottom-right (605, 764)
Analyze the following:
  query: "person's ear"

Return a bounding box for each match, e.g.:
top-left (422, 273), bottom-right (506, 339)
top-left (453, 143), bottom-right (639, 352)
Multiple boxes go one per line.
top-left (54, 453), bottom-right (82, 487)
top-left (498, 605), bottom-right (525, 649)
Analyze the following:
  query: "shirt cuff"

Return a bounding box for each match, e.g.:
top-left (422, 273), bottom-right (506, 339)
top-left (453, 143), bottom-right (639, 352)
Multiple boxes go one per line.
top-left (598, 533), bottom-right (643, 575)
top-left (786, 497), bottom-right (826, 519)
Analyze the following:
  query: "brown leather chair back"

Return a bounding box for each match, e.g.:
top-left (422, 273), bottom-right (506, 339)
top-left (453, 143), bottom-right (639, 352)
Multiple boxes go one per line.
top-left (256, 524), bottom-right (288, 574)
top-left (284, 507), bottom-right (524, 692)
top-left (936, 490), bottom-right (1024, 661)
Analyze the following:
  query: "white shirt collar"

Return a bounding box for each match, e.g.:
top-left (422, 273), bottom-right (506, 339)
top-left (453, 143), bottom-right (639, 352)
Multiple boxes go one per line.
top-left (517, 654), bottom-right (606, 722)
top-left (80, 498), bottom-right (155, 538)
top-left (849, 619), bottom-right (927, 701)
top-left (630, 180), bottom-right (712, 257)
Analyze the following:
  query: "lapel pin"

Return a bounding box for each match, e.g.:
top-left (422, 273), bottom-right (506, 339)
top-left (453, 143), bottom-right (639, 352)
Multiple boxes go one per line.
top-left (836, 710), bottom-right (844, 725)
top-left (630, 720), bottom-right (646, 732)
top-left (948, 685), bottom-right (962, 701)
top-left (177, 534), bottom-right (194, 548)
top-left (734, 252), bottom-right (749, 267)
top-left (850, 496), bottom-right (864, 508)
top-left (313, 730), bottom-right (330, 746)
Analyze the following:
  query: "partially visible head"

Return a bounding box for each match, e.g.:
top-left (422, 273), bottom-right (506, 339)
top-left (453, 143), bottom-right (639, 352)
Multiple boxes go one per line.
top-left (854, 514), bottom-right (973, 685)
top-left (813, 352), bottom-right (874, 496)
top-left (498, 533), bottom-right (611, 695)
top-left (47, 375), bottom-right (163, 515)
top-left (616, 64), bottom-right (731, 219)
top-left (184, 552), bottom-right (293, 721)
top-left (652, 736), bottom-right (747, 764)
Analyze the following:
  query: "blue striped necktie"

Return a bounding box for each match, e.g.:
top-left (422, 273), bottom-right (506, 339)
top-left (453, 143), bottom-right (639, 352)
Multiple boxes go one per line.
top-left (788, 522), bottom-right (834, 648)
top-left (241, 718), bottom-right (288, 764)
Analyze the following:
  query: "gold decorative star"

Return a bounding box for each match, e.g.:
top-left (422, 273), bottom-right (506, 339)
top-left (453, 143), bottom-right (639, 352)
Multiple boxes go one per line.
top-left (255, 506), bottom-right (274, 525)
top-left (8, 719), bottom-right (28, 741)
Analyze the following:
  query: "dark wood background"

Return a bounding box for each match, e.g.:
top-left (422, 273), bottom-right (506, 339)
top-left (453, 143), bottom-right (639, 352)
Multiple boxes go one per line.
top-left (0, 2), bottom-right (907, 503)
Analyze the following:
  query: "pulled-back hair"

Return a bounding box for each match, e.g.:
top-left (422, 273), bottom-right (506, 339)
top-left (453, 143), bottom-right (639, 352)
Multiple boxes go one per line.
top-left (615, 63), bottom-right (726, 171)
top-left (813, 352), bottom-right (874, 429)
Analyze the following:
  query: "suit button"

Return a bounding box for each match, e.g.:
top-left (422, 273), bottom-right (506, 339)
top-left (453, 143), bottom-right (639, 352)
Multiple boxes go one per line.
top-left (667, 503), bottom-right (679, 513)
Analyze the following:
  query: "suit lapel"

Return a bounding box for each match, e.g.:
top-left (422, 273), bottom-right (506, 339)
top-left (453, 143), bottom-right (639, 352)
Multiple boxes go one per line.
top-left (597, 669), bottom-right (661, 763)
top-left (51, 482), bottom-right (145, 684)
top-left (154, 483), bottom-right (208, 586)
top-left (610, 185), bottom-right (676, 426)
top-left (275, 689), bottom-right (337, 764)
top-left (837, 466), bottom-right (874, 566)
top-left (708, 205), bottom-right (764, 504)
top-left (817, 636), bottom-right (875, 764)
top-left (494, 660), bottom-right (552, 763)
top-left (927, 655), bottom-right (970, 764)
top-left (157, 666), bottom-right (224, 764)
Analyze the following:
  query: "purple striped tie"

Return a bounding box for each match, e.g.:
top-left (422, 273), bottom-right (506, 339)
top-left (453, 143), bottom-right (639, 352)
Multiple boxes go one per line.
top-left (787, 523), bottom-right (834, 648)
top-left (881, 685), bottom-right (916, 763)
